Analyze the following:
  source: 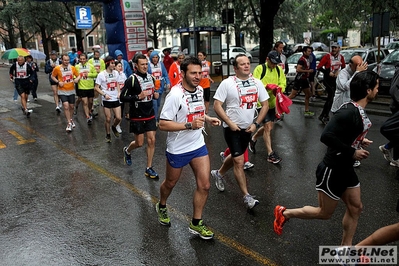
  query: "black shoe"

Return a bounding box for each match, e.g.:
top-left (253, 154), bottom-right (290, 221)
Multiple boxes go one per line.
top-left (111, 126), bottom-right (120, 138)
top-left (248, 139), bottom-right (257, 153)
top-left (267, 151), bottom-right (282, 164)
top-left (318, 115), bottom-right (328, 125)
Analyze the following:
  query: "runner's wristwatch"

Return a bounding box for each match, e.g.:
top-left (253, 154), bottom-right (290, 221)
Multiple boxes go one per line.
top-left (185, 122), bottom-right (192, 129)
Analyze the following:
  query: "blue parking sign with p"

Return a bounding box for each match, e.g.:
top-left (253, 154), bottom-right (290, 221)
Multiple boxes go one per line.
top-left (75, 6), bottom-right (92, 29)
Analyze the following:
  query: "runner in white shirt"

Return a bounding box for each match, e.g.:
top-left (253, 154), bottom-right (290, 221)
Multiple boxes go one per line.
top-left (115, 61), bottom-right (127, 133)
top-left (211, 54), bottom-right (269, 209)
top-left (156, 57), bottom-right (220, 240)
top-left (95, 56), bottom-right (121, 143)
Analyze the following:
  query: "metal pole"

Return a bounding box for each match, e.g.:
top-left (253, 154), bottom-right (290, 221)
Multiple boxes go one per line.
top-left (226, 1), bottom-right (230, 78)
top-left (193, 0), bottom-right (197, 56)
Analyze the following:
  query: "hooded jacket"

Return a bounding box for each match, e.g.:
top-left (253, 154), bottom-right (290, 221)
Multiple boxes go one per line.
top-left (148, 50), bottom-right (170, 94)
top-left (115, 50), bottom-right (133, 78)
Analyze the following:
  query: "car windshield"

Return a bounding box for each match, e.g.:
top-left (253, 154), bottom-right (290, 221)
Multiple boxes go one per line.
top-left (381, 50), bottom-right (399, 64)
top-left (386, 43), bottom-right (399, 49)
top-left (340, 50), bottom-right (366, 63)
top-left (287, 53), bottom-right (301, 64)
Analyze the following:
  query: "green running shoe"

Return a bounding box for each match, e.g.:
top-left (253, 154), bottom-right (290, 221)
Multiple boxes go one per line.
top-left (189, 220), bottom-right (214, 240)
top-left (156, 202), bottom-right (170, 226)
top-left (304, 111), bottom-right (315, 117)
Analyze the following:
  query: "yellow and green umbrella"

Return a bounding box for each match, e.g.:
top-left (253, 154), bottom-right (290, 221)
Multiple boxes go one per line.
top-left (1, 48), bottom-right (30, 60)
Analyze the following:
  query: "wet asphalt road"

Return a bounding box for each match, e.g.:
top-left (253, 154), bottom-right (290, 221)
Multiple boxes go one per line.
top-left (0, 66), bottom-right (398, 266)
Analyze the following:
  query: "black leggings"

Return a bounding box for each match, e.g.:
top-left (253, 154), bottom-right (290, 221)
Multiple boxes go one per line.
top-left (381, 110), bottom-right (399, 160)
top-left (320, 80), bottom-right (335, 118)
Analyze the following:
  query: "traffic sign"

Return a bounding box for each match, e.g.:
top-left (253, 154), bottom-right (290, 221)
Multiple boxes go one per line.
top-left (75, 6), bottom-right (92, 29)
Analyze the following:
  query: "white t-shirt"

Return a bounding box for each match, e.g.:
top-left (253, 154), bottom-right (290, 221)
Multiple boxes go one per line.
top-left (96, 70), bottom-right (119, 102)
top-left (116, 71), bottom-right (127, 90)
top-left (160, 84), bottom-right (205, 154)
top-left (213, 76), bottom-right (269, 128)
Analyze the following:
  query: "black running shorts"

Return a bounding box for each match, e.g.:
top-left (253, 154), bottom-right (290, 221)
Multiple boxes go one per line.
top-left (223, 127), bottom-right (251, 157)
top-left (130, 118), bottom-right (156, 134)
top-left (293, 79), bottom-right (310, 91)
top-left (203, 88), bottom-right (211, 102)
top-left (78, 89), bottom-right (95, 98)
top-left (102, 100), bottom-right (121, 109)
top-left (59, 94), bottom-right (75, 104)
top-left (315, 161), bottom-right (360, 200)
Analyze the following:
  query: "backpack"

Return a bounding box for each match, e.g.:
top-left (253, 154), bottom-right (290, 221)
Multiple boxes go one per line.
top-left (260, 63), bottom-right (280, 80)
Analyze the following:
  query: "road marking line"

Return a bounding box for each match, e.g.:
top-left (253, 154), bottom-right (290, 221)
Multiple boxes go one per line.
top-left (0, 139), bottom-right (6, 149)
top-left (5, 117), bottom-right (278, 266)
top-left (8, 130), bottom-right (36, 145)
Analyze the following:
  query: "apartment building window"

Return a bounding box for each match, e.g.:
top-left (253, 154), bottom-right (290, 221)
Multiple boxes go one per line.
top-left (162, 37), bottom-right (167, 48)
top-left (87, 35), bottom-right (94, 48)
top-left (68, 35), bottom-right (76, 48)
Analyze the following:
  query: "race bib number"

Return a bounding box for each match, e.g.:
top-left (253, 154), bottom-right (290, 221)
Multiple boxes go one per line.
top-left (187, 101), bottom-right (205, 122)
top-left (239, 87), bottom-right (258, 110)
top-left (62, 74), bottom-right (73, 83)
top-left (142, 83), bottom-right (154, 102)
top-left (17, 70), bottom-right (27, 78)
top-left (80, 71), bottom-right (89, 80)
top-left (107, 81), bottom-right (117, 91)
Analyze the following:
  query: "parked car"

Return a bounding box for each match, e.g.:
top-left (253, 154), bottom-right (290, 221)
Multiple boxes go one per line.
top-left (285, 51), bottom-right (328, 83)
top-left (339, 47), bottom-right (389, 71)
top-left (100, 52), bottom-right (109, 59)
top-left (221, 46), bottom-right (252, 64)
top-left (373, 49), bottom-right (399, 95)
top-left (249, 45), bottom-right (259, 61)
top-left (170, 46), bottom-right (181, 58)
top-left (385, 42), bottom-right (399, 53)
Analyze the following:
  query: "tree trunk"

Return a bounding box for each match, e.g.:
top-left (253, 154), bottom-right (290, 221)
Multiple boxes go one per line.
top-left (259, 0), bottom-right (284, 64)
top-left (19, 27), bottom-right (27, 48)
top-left (153, 22), bottom-right (159, 48)
top-left (75, 29), bottom-right (84, 53)
top-left (39, 25), bottom-right (51, 60)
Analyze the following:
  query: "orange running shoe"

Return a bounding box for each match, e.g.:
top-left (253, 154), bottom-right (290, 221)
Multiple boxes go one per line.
top-left (274, 205), bottom-right (287, 235)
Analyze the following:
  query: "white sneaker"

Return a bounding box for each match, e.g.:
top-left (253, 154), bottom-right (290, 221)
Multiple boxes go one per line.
top-left (66, 123), bottom-right (72, 132)
top-left (116, 125), bottom-right (122, 133)
top-left (56, 106), bottom-right (61, 113)
top-left (243, 194), bottom-right (259, 209)
top-left (70, 120), bottom-right (76, 128)
top-left (243, 161), bottom-right (254, 170)
top-left (25, 109), bottom-right (33, 117)
top-left (211, 170), bottom-right (225, 192)
top-left (219, 151), bottom-right (226, 162)
top-left (390, 159), bottom-right (399, 167)
top-left (379, 145), bottom-right (392, 162)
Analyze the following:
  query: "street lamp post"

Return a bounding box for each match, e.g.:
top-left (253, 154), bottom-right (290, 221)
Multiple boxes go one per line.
top-left (225, 0), bottom-right (230, 77)
top-left (193, 0), bottom-right (197, 56)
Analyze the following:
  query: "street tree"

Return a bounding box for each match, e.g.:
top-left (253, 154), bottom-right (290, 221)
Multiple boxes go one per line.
top-left (249, 0), bottom-right (285, 64)
top-left (144, 0), bottom-right (178, 48)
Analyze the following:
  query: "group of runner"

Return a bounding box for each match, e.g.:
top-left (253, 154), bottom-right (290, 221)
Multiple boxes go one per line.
top-left (9, 46), bottom-right (398, 249)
